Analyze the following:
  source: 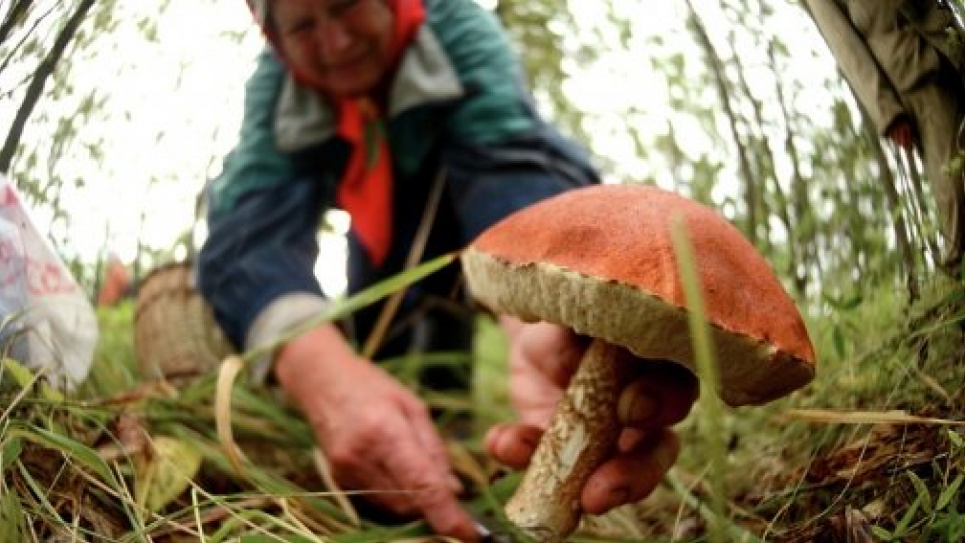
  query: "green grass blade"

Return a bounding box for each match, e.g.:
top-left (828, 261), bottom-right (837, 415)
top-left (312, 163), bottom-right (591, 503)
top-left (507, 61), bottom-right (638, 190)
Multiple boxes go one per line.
top-left (8, 424), bottom-right (120, 487)
top-left (0, 484), bottom-right (27, 542)
top-left (1, 434), bottom-right (22, 471)
top-left (670, 214), bottom-right (728, 543)
top-left (1, 358), bottom-right (36, 390)
top-left (936, 473), bottom-right (964, 511)
top-left (894, 493), bottom-right (923, 537)
top-left (907, 471), bottom-right (933, 514)
top-left (14, 459), bottom-right (64, 536)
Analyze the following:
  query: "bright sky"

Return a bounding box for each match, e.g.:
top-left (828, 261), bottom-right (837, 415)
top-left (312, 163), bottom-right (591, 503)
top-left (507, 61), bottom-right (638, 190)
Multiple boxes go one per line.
top-left (7, 0), bottom-right (835, 296)
top-left (61, 1), bottom-right (262, 262)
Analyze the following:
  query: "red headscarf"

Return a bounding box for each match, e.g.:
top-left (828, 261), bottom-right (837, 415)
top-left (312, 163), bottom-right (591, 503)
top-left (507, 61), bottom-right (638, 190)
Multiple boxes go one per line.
top-left (253, 0), bottom-right (427, 266)
top-left (335, 0), bottom-right (425, 267)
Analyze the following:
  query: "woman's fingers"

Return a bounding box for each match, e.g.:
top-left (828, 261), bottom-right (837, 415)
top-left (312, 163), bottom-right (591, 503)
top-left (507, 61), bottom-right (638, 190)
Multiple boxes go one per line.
top-left (487, 426), bottom-right (683, 516)
top-left (346, 397), bottom-right (477, 541)
top-left (580, 429), bottom-right (680, 515)
top-left (401, 396), bottom-right (463, 493)
top-left (508, 323), bottom-right (586, 427)
top-left (617, 363), bottom-right (698, 430)
top-left (514, 322), bottom-right (585, 389)
top-left (485, 423), bottom-right (544, 470)
top-left (378, 396), bottom-right (477, 541)
top-left (303, 360), bottom-right (477, 541)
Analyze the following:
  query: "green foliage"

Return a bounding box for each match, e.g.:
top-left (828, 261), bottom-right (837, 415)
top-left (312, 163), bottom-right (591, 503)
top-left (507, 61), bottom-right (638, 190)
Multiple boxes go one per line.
top-left (671, 216), bottom-right (728, 543)
top-left (2, 0), bottom-right (118, 227)
top-left (497, 0), bottom-right (930, 301)
top-left (82, 299), bottom-right (138, 397)
top-left (496, 0), bottom-right (589, 145)
top-left (471, 314), bottom-right (514, 431)
top-left (870, 429), bottom-right (965, 541)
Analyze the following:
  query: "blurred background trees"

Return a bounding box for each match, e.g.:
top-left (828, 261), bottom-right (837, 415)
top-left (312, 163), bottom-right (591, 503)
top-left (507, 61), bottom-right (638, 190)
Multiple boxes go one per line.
top-left (2, 0), bottom-right (962, 308)
top-left (497, 0), bottom-right (961, 308)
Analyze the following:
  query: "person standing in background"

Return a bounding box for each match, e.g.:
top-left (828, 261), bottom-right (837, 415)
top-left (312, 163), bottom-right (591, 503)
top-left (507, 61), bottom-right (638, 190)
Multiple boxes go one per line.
top-left (807, 0), bottom-right (965, 274)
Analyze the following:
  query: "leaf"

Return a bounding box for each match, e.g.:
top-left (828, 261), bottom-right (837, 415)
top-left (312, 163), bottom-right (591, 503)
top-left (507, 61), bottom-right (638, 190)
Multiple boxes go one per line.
top-left (870, 525), bottom-right (894, 541)
top-left (782, 409), bottom-right (965, 426)
top-left (936, 473), bottom-right (964, 511)
top-left (894, 493), bottom-right (922, 537)
top-left (1, 358), bottom-right (37, 390)
top-left (907, 471), bottom-right (933, 514)
top-left (8, 425), bottom-right (119, 487)
top-left (0, 487), bottom-right (26, 542)
top-left (823, 293), bottom-right (863, 311)
top-left (671, 216), bottom-right (729, 542)
top-left (135, 436), bottom-right (203, 513)
top-left (240, 536), bottom-right (316, 543)
top-left (215, 355), bottom-right (248, 477)
top-left (38, 382), bottom-right (65, 403)
top-left (832, 326), bottom-right (847, 358)
top-left (948, 429), bottom-right (965, 450)
top-left (1, 437), bottom-right (23, 471)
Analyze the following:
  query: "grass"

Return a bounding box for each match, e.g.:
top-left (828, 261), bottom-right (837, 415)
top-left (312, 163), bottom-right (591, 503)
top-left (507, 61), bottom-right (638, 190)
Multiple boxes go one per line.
top-left (2, 266), bottom-right (965, 541)
top-left (658, 275), bottom-right (965, 541)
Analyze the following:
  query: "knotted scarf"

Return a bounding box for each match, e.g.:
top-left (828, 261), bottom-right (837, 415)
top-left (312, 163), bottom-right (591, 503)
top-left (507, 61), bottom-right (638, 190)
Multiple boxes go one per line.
top-left (334, 0), bottom-right (425, 266)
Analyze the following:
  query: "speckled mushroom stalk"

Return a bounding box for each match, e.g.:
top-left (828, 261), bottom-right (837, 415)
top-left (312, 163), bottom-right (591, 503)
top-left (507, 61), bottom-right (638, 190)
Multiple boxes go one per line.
top-left (502, 340), bottom-right (633, 542)
top-left (461, 184), bottom-right (816, 543)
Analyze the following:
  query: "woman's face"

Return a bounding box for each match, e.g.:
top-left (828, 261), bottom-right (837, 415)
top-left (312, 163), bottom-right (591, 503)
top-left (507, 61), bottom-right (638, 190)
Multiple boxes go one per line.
top-left (272, 0), bottom-right (395, 98)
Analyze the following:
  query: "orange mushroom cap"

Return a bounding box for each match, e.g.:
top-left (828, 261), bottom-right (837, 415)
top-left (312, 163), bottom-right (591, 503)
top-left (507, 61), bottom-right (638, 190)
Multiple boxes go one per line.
top-left (461, 184), bottom-right (815, 406)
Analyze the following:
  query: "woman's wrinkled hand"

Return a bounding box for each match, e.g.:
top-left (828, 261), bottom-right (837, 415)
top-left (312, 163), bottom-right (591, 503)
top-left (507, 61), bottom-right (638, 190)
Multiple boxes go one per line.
top-left (274, 325), bottom-right (480, 542)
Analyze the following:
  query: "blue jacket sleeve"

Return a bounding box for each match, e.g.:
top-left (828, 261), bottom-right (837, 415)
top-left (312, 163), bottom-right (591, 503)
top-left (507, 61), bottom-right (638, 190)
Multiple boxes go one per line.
top-left (199, 49), bottom-right (328, 348)
top-left (427, 0), bottom-right (601, 240)
top-left (199, 178), bottom-right (325, 349)
top-left (442, 124), bottom-right (602, 243)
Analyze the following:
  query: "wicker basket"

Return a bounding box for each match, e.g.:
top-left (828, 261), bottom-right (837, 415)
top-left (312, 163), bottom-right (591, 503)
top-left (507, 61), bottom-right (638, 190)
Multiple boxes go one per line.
top-left (134, 261), bottom-right (235, 382)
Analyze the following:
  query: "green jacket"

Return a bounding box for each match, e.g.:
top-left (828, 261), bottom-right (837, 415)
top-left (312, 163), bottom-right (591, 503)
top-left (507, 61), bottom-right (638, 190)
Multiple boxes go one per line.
top-left (199, 0), bottom-right (600, 358)
top-left (210, 0), bottom-right (539, 216)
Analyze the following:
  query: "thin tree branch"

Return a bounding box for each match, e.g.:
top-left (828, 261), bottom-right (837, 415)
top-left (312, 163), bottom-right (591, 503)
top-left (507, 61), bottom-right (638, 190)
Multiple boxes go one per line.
top-left (0, 0), bottom-right (95, 174)
top-left (685, 0), bottom-right (760, 244)
top-left (0, 3), bottom-right (54, 78)
top-left (0, 0), bottom-right (33, 48)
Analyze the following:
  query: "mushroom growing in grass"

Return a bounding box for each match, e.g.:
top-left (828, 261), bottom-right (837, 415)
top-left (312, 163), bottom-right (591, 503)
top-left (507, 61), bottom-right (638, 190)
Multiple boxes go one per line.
top-left (461, 184), bottom-right (815, 542)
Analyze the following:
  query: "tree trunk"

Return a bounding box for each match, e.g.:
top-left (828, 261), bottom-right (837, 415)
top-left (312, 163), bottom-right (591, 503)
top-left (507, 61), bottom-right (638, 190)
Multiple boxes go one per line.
top-left (762, 41), bottom-right (809, 295)
top-left (0, 0), bottom-right (95, 174)
top-left (685, 0), bottom-right (760, 244)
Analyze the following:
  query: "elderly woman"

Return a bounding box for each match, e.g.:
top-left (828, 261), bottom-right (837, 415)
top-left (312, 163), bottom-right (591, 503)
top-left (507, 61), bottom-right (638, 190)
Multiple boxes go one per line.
top-left (199, 0), bottom-right (696, 539)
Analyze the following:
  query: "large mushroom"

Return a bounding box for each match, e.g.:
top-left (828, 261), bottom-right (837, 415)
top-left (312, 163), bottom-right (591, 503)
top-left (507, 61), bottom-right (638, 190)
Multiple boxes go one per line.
top-left (461, 184), bottom-right (815, 542)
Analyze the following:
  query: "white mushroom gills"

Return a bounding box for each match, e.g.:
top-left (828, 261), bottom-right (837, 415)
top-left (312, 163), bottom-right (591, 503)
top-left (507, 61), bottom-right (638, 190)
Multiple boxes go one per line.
top-left (504, 339), bottom-right (634, 542)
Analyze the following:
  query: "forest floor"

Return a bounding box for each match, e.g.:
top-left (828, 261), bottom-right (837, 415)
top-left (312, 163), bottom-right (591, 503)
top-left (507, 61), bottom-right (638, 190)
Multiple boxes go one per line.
top-left (1, 272), bottom-right (964, 542)
top-left (620, 276), bottom-right (965, 542)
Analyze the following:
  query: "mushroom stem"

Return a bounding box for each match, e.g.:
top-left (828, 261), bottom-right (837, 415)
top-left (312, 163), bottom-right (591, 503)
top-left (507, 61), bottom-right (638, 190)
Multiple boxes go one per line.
top-left (504, 338), bottom-right (635, 542)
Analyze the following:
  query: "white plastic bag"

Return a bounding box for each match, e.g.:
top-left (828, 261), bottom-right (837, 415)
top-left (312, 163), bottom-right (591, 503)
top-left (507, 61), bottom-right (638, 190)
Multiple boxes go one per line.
top-left (0, 174), bottom-right (97, 391)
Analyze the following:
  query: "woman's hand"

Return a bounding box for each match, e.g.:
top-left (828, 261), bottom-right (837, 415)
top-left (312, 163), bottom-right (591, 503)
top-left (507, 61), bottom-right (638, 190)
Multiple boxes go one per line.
top-left (275, 325), bottom-right (479, 542)
top-left (886, 116), bottom-right (915, 150)
top-left (486, 318), bottom-right (698, 514)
